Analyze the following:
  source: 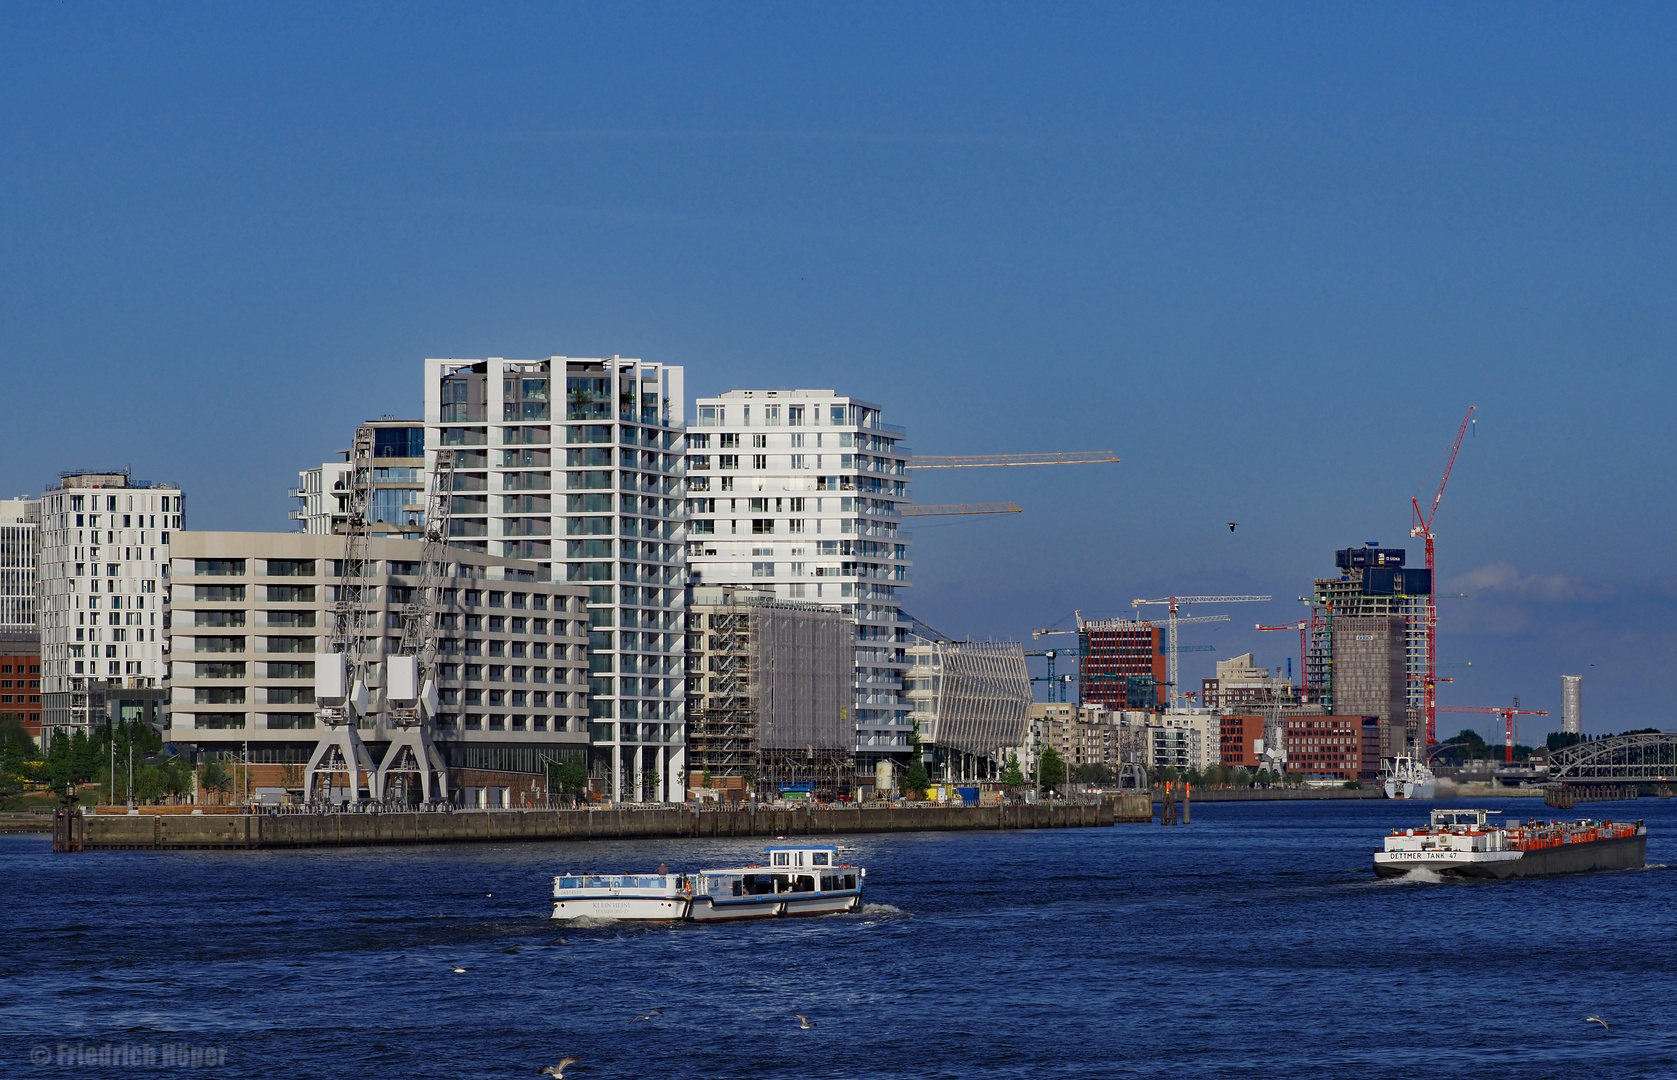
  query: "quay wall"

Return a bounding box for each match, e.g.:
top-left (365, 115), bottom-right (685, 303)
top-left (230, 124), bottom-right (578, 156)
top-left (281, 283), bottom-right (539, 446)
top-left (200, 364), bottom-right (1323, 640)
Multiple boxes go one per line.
top-left (58, 798), bottom-right (1152, 851)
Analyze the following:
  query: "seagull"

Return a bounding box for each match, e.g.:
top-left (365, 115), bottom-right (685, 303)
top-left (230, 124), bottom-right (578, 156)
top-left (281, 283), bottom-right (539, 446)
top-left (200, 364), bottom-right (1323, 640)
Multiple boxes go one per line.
top-left (1585, 1015), bottom-right (1610, 1031)
top-left (793, 1013), bottom-right (817, 1030)
top-left (1227, 522), bottom-right (1238, 532)
top-left (450, 965), bottom-right (467, 974)
top-left (540, 1057), bottom-right (579, 1078)
top-left (631, 1009), bottom-right (662, 1023)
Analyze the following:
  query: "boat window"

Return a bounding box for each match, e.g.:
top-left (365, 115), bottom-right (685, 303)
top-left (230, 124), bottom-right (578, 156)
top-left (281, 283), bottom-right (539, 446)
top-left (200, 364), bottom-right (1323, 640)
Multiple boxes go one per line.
top-left (794, 875), bottom-right (815, 892)
top-left (812, 852), bottom-right (830, 866)
top-left (773, 852), bottom-right (790, 867)
top-left (557, 876), bottom-right (585, 890)
top-left (731, 880), bottom-right (743, 897)
top-left (843, 874), bottom-right (856, 890)
top-left (743, 874), bottom-right (779, 896)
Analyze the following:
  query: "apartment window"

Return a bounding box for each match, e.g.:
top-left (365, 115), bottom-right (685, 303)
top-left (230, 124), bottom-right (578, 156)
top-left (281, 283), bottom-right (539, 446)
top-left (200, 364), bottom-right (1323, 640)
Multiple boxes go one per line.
top-left (719, 455), bottom-right (739, 471)
top-left (689, 433), bottom-right (711, 449)
top-left (788, 406), bottom-right (804, 426)
top-left (790, 454), bottom-right (806, 469)
top-left (194, 610), bottom-right (245, 627)
top-left (752, 455), bottom-right (767, 470)
top-left (752, 520), bottom-right (774, 535)
top-left (267, 559), bottom-right (316, 577)
top-left (194, 585), bottom-right (245, 602)
top-left (789, 520), bottom-right (805, 534)
top-left (488, 591), bottom-right (505, 607)
top-left (194, 559), bottom-right (245, 576)
top-left (719, 433), bottom-right (739, 449)
top-left (267, 584), bottom-right (315, 603)
top-left (697, 405), bottom-right (722, 427)
top-left (752, 562), bottom-right (774, 578)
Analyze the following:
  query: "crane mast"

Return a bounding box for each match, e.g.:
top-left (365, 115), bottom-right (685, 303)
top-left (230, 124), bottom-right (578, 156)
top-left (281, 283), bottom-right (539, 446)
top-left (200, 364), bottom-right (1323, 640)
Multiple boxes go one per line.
top-left (1130, 595), bottom-right (1269, 710)
top-left (376, 446), bottom-right (456, 805)
top-left (1412, 406), bottom-right (1476, 746)
top-left (305, 426), bottom-right (380, 804)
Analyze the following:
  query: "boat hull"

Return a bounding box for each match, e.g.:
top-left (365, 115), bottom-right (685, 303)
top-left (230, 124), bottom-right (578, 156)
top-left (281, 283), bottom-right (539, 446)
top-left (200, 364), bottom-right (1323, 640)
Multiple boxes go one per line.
top-left (551, 896), bottom-right (690, 921)
top-left (1373, 832), bottom-right (1646, 879)
top-left (688, 892), bottom-right (863, 922)
top-left (1384, 778), bottom-right (1437, 799)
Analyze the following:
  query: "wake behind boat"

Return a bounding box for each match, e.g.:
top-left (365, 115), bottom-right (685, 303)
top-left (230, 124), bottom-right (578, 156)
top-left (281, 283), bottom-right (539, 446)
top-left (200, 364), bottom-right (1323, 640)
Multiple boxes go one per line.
top-left (551, 845), bottom-right (865, 922)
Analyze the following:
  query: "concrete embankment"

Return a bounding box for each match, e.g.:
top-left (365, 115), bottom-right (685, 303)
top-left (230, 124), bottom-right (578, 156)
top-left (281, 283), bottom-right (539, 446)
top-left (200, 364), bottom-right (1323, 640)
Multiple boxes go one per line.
top-left (56, 796), bottom-right (1155, 851)
top-left (0, 811), bottom-right (53, 834)
top-left (1179, 788), bottom-right (1385, 803)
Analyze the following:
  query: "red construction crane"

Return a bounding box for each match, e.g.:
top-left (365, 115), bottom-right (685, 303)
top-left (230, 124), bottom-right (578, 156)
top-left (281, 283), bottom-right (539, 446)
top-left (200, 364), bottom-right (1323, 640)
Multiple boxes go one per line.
top-left (1256, 622), bottom-right (1308, 704)
top-left (1436, 704), bottom-right (1548, 764)
top-left (1412, 406), bottom-right (1476, 746)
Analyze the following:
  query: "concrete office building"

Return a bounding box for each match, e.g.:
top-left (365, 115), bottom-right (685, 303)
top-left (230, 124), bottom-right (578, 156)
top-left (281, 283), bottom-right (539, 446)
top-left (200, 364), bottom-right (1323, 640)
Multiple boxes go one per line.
top-left (905, 639), bottom-right (1031, 780)
top-left (37, 472), bottom-right (182, 745)
top-left (1562, 675), bottom-right (1583, 735)
top-left (292, 420), bottom-right (428, 540)
top-left (425, 356), bottom-right (687, 802)
top-left (1309, 544), bottom-right (1432, 738)
top-left (1, 498), bottom-right (41, 637)
top-left (168, 532), bottom-right (588, 805)
top-left (1330, 614), bottom-right (1409, 755)
top-left (683, 585), bottom-right (854, 799)
top-left (685, 389), bottom-right (912, 775)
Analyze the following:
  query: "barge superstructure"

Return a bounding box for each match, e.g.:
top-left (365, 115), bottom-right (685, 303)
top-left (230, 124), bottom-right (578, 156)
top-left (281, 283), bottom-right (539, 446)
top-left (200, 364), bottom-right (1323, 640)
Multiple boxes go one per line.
top-left (1373, 808), bottom-right (1645, 879)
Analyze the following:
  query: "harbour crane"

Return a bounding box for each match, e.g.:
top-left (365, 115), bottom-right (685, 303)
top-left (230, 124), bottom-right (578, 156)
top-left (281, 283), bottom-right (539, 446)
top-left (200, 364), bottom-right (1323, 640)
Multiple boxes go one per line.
top-left (305, 426), bottom-right (381, 804)
top-left (909, 451), bottom-right (1119, 469)
top-left (1436, 704), bottom-right (1549, 764)
top-left (375, 446), bottom-right (457, 805)
top-left (1256, 622), bottom-right (1309, 704)
top-left (1412, 406), bottom-right (1476, 746)
top-left (1131, 595), bottom-right (1270, 710)
top-left (900, 503), bottom-right (1022, 517)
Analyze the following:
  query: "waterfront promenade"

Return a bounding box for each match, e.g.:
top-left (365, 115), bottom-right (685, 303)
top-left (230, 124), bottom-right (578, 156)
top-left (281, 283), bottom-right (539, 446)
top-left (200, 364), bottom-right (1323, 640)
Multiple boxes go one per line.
top-left (50, 797), bottom-right (1152, 851)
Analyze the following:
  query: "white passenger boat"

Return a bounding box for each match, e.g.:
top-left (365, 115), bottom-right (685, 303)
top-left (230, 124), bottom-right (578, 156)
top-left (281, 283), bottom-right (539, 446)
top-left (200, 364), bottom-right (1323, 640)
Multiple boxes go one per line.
top-left (1382, 755), bottom-right (1438, 799)
top-left (550, 845), bottom-right (865, 922)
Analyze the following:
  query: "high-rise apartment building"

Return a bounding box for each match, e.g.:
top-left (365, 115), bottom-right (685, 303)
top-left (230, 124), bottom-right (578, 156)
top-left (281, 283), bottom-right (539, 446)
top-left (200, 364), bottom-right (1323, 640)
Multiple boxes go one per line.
top-left (1561, 675), bottom-right (1582, 735)
top-left (0, 497), bottom-right (41, 637)
top-left (425, 356), bottom-right (687, 802)
top-left (683, 389), bottom-right (912, 774)
top-left (1201, 652), bottom-right (1296, 710)
top-left (1309, 544), bottom-right (1431, 739)
top-left (292, 420), bottom-right (427, 539)
top-left (37, 472), bottom-right (183, 744)
top-left (1077, 616), bottom-right (1166, 709)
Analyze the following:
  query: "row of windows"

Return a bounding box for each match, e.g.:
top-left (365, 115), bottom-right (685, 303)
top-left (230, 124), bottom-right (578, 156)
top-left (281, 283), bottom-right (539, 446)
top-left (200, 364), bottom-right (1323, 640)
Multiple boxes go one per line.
top-left (188, 661), bottom-right (581, 684)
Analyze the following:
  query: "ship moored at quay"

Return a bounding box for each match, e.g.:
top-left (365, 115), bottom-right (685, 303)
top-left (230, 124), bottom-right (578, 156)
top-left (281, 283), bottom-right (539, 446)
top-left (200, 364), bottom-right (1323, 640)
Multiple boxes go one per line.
top-left (1373, 808), bottom-right (1646, 879)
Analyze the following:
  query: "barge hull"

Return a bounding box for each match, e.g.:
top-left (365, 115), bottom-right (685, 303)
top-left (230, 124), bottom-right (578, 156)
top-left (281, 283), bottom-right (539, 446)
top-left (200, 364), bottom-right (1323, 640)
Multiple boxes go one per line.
top-left (1373, 833), bottom-right (1646, 880)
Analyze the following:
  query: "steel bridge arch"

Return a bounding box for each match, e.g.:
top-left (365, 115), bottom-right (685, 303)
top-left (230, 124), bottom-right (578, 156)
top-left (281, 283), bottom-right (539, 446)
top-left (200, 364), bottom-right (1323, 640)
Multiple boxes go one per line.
top-left (1548, 733), bottom-right (1677, 782)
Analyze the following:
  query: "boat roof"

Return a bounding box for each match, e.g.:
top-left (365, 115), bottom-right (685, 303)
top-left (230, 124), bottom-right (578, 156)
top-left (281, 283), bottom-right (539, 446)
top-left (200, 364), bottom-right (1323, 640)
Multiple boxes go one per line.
top-left (762, 845), bottom-right (841, 851)
top-left (1429, 808), bottom-right (1500, 827)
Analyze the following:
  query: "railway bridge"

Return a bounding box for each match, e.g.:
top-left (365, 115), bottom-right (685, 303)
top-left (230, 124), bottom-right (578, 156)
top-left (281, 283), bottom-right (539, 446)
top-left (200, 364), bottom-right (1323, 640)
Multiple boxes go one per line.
top-left (1544, 733), bottom-right (1677, 807)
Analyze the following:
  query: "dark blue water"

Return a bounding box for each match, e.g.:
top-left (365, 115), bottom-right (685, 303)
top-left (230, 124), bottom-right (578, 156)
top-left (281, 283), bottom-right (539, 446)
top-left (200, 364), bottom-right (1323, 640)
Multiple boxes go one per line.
top-left (3, 798), bottom-right (1675, 1079)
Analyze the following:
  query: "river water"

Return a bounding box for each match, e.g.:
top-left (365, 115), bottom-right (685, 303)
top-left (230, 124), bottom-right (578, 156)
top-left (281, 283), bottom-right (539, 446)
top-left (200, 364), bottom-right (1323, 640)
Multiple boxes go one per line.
top-left (2, 797), bottom-right (1674, 1079)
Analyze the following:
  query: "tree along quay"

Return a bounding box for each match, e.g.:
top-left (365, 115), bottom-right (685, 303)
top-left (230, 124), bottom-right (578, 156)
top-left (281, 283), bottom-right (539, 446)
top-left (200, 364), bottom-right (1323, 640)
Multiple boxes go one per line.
top-left (52, 797), bottom-right (1154, 852)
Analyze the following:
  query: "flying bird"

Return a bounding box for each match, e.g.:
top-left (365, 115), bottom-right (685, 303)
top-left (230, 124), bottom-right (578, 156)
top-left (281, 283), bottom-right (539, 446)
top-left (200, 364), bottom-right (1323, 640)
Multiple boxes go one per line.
top-left (631, 1010), bottom-right (663, 1023)
top-left (1585, 1015), bottom-right (1610, 1031)
top-left (792, 1013), bottom-right (817, 1030)
top-left (540, 1057), bottom-right (579, 1078)
top-left (1227, 523), bottom-right (1238, 532)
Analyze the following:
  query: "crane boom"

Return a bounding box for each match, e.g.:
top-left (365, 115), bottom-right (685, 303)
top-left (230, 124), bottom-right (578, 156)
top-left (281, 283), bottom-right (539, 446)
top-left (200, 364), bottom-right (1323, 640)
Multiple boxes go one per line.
top-left (1412, 406), bottom-right (1476, 746)
top-left (1437, 703), bottom-right (1548, 764)
top-left (1131, 595), bottom-right (1267, 710)
top-left (909, 451), bottom-right (1119, 469)
top-left (900, 502), bottom-right (1022, 517)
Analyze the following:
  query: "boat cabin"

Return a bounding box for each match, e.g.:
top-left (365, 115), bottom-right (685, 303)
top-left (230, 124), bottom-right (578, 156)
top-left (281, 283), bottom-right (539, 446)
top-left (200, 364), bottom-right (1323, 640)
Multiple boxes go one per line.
top-left (696, 846), bottom-right (861, 899)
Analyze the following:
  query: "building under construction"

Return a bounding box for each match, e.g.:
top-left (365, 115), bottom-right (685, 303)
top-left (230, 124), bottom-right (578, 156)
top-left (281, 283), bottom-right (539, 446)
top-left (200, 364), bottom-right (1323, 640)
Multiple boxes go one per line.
top-left (684, 585), bottom-right (854, 799)
top-left (1308, 544), bottom-right (1432, 743)
top-left (905, 638), bottom-right (1031, 780)
top-left (1077, 616), bottom-right (1165, 710)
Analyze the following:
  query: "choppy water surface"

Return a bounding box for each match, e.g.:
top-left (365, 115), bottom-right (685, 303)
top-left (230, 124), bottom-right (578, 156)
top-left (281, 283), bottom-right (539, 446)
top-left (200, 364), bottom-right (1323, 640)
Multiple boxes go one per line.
top-left (3, 798), bottom-right (1676, 1079)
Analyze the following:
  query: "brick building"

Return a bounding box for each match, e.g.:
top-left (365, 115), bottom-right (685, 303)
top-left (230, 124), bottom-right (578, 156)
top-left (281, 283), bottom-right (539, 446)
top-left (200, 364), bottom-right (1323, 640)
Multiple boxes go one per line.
top-left (1284, 714), bottom-right (1382, 781)
top-left (1077, 616), bottom-right (1165, 709)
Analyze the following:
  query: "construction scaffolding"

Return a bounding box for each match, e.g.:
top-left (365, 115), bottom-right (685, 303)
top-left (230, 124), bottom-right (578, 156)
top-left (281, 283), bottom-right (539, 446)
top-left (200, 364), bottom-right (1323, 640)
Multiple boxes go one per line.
top-left (684, 587), bottom-right (854, 799)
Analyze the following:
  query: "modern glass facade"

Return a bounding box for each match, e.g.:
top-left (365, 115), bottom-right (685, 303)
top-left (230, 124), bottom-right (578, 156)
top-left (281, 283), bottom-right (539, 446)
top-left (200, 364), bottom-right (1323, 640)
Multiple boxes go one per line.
top-left (426, 356), bottom-right (687, 803)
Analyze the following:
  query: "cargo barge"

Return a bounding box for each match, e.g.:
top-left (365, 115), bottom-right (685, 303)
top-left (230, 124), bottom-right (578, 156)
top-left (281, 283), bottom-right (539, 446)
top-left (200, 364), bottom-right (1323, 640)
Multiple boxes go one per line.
top-left (1374, 808), bottom-right (1645, 879)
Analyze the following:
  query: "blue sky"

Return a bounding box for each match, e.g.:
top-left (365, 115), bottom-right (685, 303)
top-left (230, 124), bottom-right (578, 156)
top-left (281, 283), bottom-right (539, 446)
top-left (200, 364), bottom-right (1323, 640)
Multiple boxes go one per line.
top-left (3, 3), bottom-right (1673, 737)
